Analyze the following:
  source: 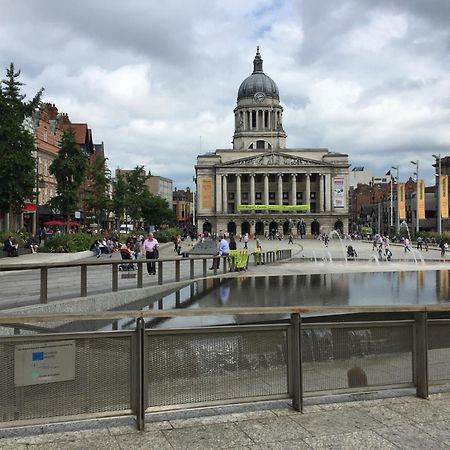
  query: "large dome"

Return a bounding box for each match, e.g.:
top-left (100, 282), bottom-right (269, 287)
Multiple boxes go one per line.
top-left (237, 48), bottom-right (279, 101)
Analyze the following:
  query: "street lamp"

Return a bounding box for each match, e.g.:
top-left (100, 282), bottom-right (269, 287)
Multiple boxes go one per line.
top-left (410, 160), bottom-right (419, 234)
top-left (392, 165), bottom-right (400, 234)
top-left (432, 154), bottom-right (442, 235)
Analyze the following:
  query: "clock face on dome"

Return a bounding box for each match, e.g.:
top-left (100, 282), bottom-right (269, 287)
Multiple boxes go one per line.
top-left (254, 92), bottom-right (265, 103)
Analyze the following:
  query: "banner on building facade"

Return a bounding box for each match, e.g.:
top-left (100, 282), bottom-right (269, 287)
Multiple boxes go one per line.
top-left (418, 180), bottom-right (425, 220)
top-left (398, 183), bottom-right (406, 220)
top-left (201, 178), bottom-right (213, 209)
top-left (333, 177), bottom-right (345, 208)
top-left (441, 175), bottom-right (449, 219)
top-left (238, 204), bottom-right (310, 211)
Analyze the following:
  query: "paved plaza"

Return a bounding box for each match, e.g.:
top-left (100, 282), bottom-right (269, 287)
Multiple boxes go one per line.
top-left (1, 237), bottom-right (450, 448)
top-left (1, 394), bottom-right (450, 448)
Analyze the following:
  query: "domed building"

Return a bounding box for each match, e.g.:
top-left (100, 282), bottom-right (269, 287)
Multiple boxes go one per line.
top-left (195, 48), bottom-right (349, 237)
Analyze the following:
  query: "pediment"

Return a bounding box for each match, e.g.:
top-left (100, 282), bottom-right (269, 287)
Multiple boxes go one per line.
top-left (222, 152), bottom-right (331, 167)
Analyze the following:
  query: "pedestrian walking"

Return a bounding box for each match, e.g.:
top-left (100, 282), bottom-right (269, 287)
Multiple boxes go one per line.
top-left (143, 233), bottom-right (159, 275)
top-left (243, 233), bottom-right (249, 249)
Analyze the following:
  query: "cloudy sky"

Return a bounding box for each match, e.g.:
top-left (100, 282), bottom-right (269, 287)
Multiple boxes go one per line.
top-left (2, 0), bottom-right (450, 188)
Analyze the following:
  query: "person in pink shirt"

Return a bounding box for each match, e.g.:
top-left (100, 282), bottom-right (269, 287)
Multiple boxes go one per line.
top-left (143, 233), bottom-right (159, 275)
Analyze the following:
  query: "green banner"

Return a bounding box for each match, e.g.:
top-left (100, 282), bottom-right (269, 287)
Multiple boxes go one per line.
top-left (238, 204), bottom-right (310, 211)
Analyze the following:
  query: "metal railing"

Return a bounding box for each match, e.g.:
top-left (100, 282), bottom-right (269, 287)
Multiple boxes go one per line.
top-left (1, 305), bottom-right (450, 429)
top-left (0, 250), bottom-right (292, 305)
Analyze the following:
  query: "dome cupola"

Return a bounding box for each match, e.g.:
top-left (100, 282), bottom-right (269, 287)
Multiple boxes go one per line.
top-left (237, 47), bottom-right (279, 101)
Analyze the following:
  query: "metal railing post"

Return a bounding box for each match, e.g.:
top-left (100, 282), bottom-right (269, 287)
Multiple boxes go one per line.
top-left (290, 313), bottom-right (303, 412)
top-left (132, 317), bottom-right (145, 430)
top-left (80, 265), bottom-right (87, 297)
top-left (40, 267), bottom-right (48, 304)
top-left (190, 259), bottom-right (195, 279)
top-left (112, 264), bottom-right (118, 292)
top-left (137, 262), bottom-right (143, 288)
top-left (414, 312), bottom-right (429, 399)
top-left (158, 261), bottom-right (163, 285)
top-left (213, 257), bottom-right (217, 275)
top-left (203, 259), bottom-right (207, 277)
top-left (223, 256), bottom-right (227, 274)
top-left (175, 260), bottom-right (180, 282)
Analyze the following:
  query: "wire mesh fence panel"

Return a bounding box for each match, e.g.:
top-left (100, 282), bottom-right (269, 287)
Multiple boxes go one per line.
top-left (146, 328), bottom-right (288, 408)
top-left (429, 322), bottom-right (450, 384)
top-left (0, 334), bottom-right (132, 423)
top-left (302, 324), bottom-right (414, 393)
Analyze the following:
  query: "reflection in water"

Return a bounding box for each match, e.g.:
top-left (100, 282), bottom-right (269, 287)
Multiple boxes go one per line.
top-left (58, 270), bottom-right (450, 332)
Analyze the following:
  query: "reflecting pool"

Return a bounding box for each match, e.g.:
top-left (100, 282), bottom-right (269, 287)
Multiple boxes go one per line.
top-left (100, 270), bottom-right (450, 331)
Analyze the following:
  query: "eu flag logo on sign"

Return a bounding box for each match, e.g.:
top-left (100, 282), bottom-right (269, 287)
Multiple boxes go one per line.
top-left (32, 352), bottom-right (44, 361)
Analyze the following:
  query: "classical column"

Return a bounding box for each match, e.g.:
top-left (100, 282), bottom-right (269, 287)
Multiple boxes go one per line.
top-left (222, 174), bottom-right (228, 213)
top-left (325, 174), bottom-right (332, 211)
top-left (319, 174), bottom-right (325, 212)
top-left (215, 173), bottom-right (222, 213)
top-left (236, 174), bottom-right (241, 210)
top-left (291, 174), bottom-right (297, 206)
top-left (277, 173), bottom-right (283, 205)
top-left (305, 174), bottom-right (311, 209)
top-left (264, 174), bottom-right (269, 206)
top-left (250, 173), bottom-right (255, 205)
top-left (255, 109), bottom-right (259, 130)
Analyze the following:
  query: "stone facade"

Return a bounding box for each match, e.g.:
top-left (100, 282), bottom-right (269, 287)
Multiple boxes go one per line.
top-left (195, 49), bottom-right (349, 237)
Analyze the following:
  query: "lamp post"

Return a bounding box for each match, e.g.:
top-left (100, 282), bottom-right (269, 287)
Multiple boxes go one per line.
top-left (410, 160), bottom-right (419, 234)
top-left (392, 165), bottom-right (400, 234)
top-left (432, 154), bottom-right (442, 235)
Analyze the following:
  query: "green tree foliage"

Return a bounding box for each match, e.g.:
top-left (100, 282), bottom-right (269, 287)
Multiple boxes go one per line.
top-left (124, 166), bottom-right (149, 223)
top-left (111, 171), bottom-right (128, 228)
top-left (0, 63), bottom-right (43, 214)
top-left (112, 166), bottom-right (175, 228)
top-left (85, 155), bottom-right (112, 226)
top-left (141, 192), bottom-right (175, 227)
top-left (49, 128), bottom-right (87, 218)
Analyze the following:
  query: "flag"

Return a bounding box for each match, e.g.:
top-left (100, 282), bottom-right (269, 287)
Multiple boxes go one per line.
top-left (418, 180), bottom-right (425, 220)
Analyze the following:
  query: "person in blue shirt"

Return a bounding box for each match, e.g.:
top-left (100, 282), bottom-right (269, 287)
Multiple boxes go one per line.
top-left (210, 234), bottom-right (230, 270)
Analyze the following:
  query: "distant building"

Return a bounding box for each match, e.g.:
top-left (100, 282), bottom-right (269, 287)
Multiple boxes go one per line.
top-left (173, 187), bottom-right (193, 230)
top-left (146, 176), bottom-right (173, 209)
top-left (195, 48), bottom-right (349, 237)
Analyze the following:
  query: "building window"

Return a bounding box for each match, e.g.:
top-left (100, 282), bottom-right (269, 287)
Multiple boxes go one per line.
top-left (296, 192), bottom-right (303, 200)
top-left (242, 175), bottom-right (249, 183)
top-left (269, 174), bottom-right (276, 183)
top-left (256, 140), bottom-right (265, 149)
top-left (255, 175), bottom-right (263, 183)
top-left (242, 192), bottom-right (248, 200)
top-left (283, 192), bottom-right (289, 200)
top-left (228, 192), bottom-right (235, 200)
top-left (269, 192), bottom-right (275, 200)
top-left (310, 192), bottom-right (316, 200)
top-left (255, 192), bottom-right (262, 200)
top-left (310, 175), bottom-right (316, 182)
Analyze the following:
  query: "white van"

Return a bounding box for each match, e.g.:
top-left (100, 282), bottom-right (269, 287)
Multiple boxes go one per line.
top-left (120, 224), bottom-right (134, 233)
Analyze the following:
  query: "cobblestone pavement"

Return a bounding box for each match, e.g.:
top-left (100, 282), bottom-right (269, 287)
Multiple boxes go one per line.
top-left (1, 393), bottom-right (450, 449)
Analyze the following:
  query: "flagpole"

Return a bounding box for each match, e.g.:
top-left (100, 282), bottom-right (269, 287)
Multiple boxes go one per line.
top-left (392, 165), bottom-right (400, 234)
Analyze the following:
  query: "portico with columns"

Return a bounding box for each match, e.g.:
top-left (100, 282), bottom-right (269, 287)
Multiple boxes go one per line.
top-left (195, 49), bottom-right (349, 236)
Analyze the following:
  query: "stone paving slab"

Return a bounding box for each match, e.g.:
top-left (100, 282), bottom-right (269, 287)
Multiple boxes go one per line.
top-left (1, 395), bottom-right (450, 449)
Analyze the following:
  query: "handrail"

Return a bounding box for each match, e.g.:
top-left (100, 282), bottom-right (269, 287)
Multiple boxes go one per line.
top-left (0, 304), bottom-right (450, 323)
top-left (0, 249), bottom-right (292, 305)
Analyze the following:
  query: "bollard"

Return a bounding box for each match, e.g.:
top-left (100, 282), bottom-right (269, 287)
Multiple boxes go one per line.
top-left (80, 265), bottom-right (87, 297)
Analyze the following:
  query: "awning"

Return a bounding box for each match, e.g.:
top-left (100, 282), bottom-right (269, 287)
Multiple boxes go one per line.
top-left (22, 203), bottom-right (37, 212)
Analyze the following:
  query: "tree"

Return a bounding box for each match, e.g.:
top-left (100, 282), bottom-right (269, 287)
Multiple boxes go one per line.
top-left (0, 63), bottom-right (43, 223)
top-left (85, 155), bottom-right (112, 227)
top-left (124, 166), bottom-right (149, 224)
top-left (112, 171), bottom-right (128, 229)
top-left (141, 192), bottom-right (175, 227)
top-left (49, 128), bottom-right (87, 219)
